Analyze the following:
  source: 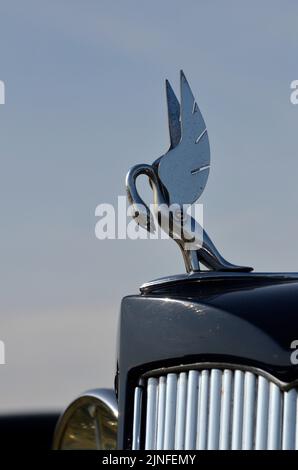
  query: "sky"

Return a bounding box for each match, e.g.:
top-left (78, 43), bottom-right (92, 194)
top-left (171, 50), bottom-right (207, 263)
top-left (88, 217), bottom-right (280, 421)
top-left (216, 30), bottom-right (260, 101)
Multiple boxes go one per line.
top-left (0, 0), bottom-right (298, 412)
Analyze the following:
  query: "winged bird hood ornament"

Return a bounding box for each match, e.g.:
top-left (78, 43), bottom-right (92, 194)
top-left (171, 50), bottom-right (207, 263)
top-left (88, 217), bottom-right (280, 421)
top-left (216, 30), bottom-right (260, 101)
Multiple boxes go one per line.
top-left (157, 71), bottom-right (210, 206)
top-left (126, 71), bottom-right (252, 273)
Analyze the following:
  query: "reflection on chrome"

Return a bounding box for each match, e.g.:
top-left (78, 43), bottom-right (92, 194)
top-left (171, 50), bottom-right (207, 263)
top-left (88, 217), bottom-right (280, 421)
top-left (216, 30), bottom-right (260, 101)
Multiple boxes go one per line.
top-left (53, 389), bottom-right (118, 450)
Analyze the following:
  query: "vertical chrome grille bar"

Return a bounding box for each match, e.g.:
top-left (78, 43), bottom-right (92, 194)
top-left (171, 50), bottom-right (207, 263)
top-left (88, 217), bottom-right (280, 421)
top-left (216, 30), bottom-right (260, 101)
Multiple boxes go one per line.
top-left (156, 376), bottom-right (166, 450)
top-left (255, 375), bottom-right (269, 450)
top-left (207, 369), bottom-right (222, 449)
top-left (231, 370), bottom-right (244, 449)
top-left (219, 369), bottom-right (233, 450)
top-left (163, 373), bottom-right (177, 450)
top-left (267, 382), bottom-right (282, 450)
top-left (184, 370), bottom-right (199, 449)
top-left (132, 367), bottom-right (298, 450)
top-left (132, 387), bottom-right (142, 450)
top-left (175, 372), bottom-right (187, 450)
top-left (145, 377), bottom-right (158, 450)
top-left (282, 388), bottom-right (297, 450)
top-left (196, 369), bottom-right (209, 450)
top-left (242, 372), bottom-right (256, 450)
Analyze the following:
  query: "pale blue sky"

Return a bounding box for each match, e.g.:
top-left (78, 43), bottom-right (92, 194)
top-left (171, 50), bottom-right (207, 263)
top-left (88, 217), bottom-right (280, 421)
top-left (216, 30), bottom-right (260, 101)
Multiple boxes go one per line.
top-left (0, 0), bottom-right (297, 411)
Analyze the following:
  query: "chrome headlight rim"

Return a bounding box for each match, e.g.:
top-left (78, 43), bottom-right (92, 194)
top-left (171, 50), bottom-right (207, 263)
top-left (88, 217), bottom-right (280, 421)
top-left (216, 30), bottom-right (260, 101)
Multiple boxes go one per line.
top-left (53, 388), bottom-right (118, 450)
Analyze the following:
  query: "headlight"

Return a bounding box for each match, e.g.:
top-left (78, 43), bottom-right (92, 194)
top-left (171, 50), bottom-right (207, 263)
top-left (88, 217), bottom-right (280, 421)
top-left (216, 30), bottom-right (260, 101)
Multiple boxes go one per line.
top-left (53, 389), bottom-right (118, 450)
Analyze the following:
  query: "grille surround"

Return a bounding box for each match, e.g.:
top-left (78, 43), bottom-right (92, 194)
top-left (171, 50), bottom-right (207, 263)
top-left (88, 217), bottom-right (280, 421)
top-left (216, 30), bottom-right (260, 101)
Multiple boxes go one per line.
top-left (132, 365), bottom-right (298, 450)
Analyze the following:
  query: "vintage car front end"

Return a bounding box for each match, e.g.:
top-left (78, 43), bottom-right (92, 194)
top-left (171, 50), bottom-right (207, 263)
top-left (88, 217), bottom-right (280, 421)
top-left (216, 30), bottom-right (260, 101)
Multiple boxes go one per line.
top-left (54, 72), bottom-right (298, 452)
top-left (116, 272), bottom-right (298, 450)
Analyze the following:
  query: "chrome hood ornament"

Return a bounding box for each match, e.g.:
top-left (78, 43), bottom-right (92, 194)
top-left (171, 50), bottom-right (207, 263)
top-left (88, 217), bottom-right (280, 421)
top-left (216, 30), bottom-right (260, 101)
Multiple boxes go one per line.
top-left (126, 71), bottom-right (252, 273)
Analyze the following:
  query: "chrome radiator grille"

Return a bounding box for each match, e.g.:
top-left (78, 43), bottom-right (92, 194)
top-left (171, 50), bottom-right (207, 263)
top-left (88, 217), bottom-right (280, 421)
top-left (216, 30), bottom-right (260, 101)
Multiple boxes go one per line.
top-left (132, 368), bottom-right (298, 450)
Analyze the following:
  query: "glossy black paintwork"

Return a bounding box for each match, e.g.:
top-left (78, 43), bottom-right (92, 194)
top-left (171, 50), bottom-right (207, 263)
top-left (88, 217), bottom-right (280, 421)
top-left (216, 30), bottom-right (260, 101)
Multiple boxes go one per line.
top-left (116, 274), bottom-right (298, 449)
